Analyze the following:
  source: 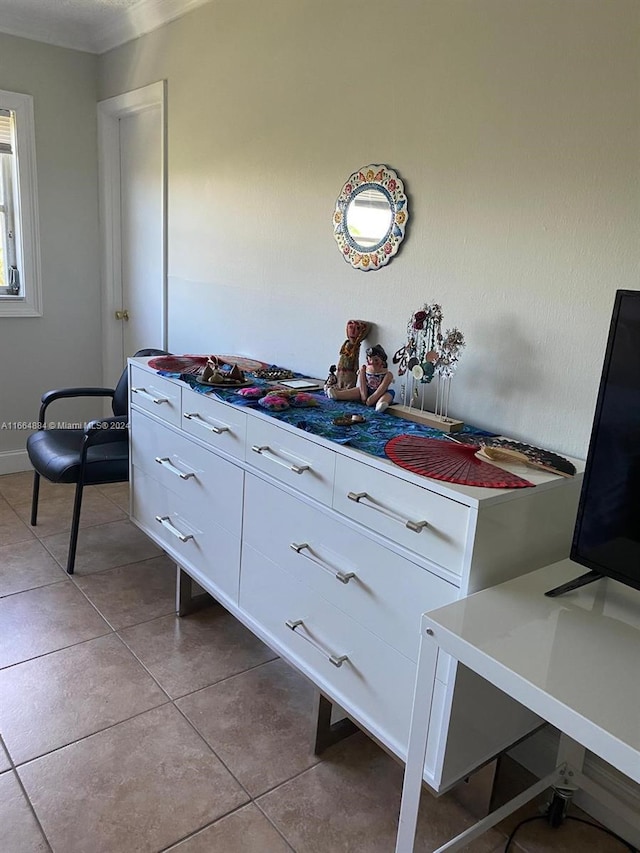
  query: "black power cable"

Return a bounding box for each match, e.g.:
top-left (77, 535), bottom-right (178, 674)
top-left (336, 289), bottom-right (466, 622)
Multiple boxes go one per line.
top-left (504, 813), bottom-right (637, 852)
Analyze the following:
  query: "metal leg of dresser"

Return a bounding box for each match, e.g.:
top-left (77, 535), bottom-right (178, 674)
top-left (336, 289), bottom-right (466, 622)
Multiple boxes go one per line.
top-left (312, 692), bottom-right (359, 755)
top-left (175, 565), bottom-right (217, 617)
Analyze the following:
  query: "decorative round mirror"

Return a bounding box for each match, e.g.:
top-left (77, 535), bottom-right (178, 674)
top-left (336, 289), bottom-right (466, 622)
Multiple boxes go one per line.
top-left (333, 165), bottom-right (409, 271)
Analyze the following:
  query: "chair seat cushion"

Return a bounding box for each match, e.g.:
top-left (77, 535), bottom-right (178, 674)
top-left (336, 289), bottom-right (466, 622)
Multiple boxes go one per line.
top-left (27, 429), bottom-right (129, 485)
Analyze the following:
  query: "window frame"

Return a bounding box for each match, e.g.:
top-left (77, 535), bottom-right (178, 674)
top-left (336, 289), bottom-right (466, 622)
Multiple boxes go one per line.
top-left (0, 90), bottom-right (42, 317)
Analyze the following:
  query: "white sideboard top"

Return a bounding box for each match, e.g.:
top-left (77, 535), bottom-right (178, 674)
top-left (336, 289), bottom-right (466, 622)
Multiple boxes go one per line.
top-left (133, 357), bottom-right (584, 510)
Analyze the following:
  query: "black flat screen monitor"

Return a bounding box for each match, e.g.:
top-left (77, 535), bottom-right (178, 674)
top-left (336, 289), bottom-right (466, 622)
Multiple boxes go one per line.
top-left (569, 289), bottom-right (640, 593)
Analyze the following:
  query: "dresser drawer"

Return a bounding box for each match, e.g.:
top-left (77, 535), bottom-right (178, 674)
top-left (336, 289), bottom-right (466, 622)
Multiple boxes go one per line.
top-left (181, 387), bottom-right (247, 461)
top-left (333, 456), bottom-right (470, 575)
top-left (244, 474), bottom-right (457, 663)
top-left (132, 466), bottom-right (241, 602)
top-left (240, 544), bottom-right (415, 756)
top-left (130, 409), bottom-right (243, 538)
top-left (246, 417), bottom-right (335, 505)
top-left (130, 365), bottom-right (181, 427)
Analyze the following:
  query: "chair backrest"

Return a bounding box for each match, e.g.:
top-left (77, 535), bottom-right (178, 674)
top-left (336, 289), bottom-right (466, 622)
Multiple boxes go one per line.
top-left (112, 349), bottom-right (172, 416)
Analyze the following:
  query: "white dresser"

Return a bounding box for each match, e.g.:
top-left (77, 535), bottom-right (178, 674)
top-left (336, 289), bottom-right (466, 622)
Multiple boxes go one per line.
top-left (128, 357), bottom-right (583, 793)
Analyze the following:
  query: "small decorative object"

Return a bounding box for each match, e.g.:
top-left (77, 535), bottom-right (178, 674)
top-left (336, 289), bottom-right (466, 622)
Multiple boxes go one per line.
top-left (199, 359), bottom-right (250, 387)
top-left (236, 386), bottom-right (265, 398)
top-left (390, 302), bottom-right (465, 432)
top-left (326, 344), bottom-right (394, 413)
top-left (333, 414), bottom-right (366, 426)
top-left (455, 437), bottom-right (576, 478)
top-left (333, 165), bottom-right (409, 271)
top-left (384, 435), bottom-right (534, 488)
top-left (252, 366), bottom-right (296, 381)
top-left (289, 392), bottom-right (319, 408)
top-left (324, 365), bottom-right (338, 393)
top-left (258, 393), bottom-right (290, 411)
top-left (332, 319), bottom-right (371, 389)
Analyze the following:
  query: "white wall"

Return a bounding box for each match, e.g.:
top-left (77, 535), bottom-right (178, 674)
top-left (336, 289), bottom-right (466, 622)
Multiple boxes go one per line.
top-left (98, 0), bottom-right (636, 459)
top-left (0, 34), bottom-right (101, 470)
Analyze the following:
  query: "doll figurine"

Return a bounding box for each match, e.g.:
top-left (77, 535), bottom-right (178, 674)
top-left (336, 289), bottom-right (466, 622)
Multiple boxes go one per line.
top-left (324, 364), bottom-right (338, 394)
top-left (335, 319), bottom-right (370, 389)
top-left (327, 344), bottom-right (395, 412)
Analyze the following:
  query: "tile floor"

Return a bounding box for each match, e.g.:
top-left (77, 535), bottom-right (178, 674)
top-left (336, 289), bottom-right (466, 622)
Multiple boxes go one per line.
top-left (0, 471), bottom-right (630, 852)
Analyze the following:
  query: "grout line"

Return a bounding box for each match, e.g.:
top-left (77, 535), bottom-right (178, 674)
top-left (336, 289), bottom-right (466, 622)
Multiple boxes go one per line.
top-left (1, 733), bottom-right (54, 853)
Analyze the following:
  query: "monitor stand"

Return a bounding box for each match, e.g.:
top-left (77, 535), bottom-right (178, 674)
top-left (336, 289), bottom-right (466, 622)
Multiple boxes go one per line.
top-left (545, 569), bottom-right (604, 597)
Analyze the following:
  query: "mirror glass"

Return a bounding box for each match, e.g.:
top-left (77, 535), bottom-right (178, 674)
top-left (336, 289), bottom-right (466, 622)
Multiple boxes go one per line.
top-left (345, 187), bottom-right (393, 248)
top-left (333, 165), bottom-right (408, 271)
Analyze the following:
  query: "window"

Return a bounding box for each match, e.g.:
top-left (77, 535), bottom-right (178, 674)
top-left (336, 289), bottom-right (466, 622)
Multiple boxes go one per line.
top-left (0, 90), bottom-right (42, 316)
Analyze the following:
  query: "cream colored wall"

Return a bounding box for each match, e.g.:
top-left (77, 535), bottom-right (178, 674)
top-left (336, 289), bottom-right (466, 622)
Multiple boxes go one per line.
top-left (98, 0), bottom-right (640, 459)
top-left (0, 34), bottom-right (100, 466)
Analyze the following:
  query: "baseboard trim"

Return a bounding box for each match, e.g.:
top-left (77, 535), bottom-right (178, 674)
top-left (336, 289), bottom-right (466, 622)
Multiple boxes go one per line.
top-left (509, 726), bottom-right (640, 848)
top-left (0, 449), bottom-right (31, 475)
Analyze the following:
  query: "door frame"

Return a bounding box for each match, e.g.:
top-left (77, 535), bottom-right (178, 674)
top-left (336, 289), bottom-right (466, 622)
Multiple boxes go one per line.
top-left (98, 80), bottom-right (167, 387)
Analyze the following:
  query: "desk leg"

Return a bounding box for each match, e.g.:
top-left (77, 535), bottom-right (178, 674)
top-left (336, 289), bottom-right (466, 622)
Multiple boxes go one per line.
top-left (395, 629), bottom-right (440, 853)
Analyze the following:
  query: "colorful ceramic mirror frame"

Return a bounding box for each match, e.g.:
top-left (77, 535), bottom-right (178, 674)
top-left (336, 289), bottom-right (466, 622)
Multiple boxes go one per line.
top-left (333, 165), bottom-right (409, 271)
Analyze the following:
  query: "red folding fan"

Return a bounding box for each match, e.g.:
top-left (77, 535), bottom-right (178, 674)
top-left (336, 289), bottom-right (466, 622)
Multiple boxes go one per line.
top-left (385, 435), bottom-right (534, 488)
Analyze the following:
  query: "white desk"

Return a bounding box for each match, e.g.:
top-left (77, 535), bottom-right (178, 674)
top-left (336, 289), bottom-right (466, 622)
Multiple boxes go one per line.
top-left (396, 559), bottom-right (640, 852)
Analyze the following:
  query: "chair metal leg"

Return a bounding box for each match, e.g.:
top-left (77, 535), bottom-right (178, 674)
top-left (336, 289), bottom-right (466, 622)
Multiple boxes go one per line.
top-left (30, 471), bottom-right (40, 525)
top-left (66, 480), bottom-right (84, 574)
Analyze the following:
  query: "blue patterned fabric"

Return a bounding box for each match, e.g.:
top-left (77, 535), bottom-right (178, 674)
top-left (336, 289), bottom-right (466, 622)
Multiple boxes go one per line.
top-left (158, 370), bottom-right (495, 458)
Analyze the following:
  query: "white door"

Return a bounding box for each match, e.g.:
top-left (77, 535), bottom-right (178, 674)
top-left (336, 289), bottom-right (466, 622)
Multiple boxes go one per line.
top-left (98, 82), bottom-right (167, 388)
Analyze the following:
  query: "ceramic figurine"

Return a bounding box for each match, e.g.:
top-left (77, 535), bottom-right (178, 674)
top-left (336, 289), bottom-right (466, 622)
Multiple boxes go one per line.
top-left (335, 319), bottom-right (370, 389)
top-left (326, 344), bottom-right (395, 412)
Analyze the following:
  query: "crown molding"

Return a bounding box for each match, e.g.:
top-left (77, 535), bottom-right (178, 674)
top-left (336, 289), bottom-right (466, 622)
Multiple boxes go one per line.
top-left (0, 0), bottom-right (211, 54)
top-left (93, 0), bottom-right (212, 54)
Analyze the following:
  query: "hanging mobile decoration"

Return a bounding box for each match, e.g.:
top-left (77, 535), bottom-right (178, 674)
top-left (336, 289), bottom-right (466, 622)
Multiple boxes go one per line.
top-left (390, 302), bottom-right (465, 432)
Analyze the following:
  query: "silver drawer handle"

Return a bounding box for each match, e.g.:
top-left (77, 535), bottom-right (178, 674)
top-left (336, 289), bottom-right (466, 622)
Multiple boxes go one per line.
top-left (347, 491), bottom-right (428, 533)
top-left (183, 412), bottom-right (230, 434)
top-left (155, 515), bottom-right (194, 542)
top-left (290, 542), bottom-right (355, 584)
top-left (131, 387), bottom-right (170, 404)
top-left (285, 619), bottom-right (349, 667)
top-left (154, 457), bottom-right (196, 480)
top-left (251, 445), bottom-right (310, 475)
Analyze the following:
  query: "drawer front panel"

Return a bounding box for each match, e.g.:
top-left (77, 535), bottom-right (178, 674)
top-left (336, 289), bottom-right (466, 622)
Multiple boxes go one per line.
top-left (130, 409), bottom-right (243, 538)
top-left (181, 387), bottom-right (247, 460)
top-left (333, 456), bottom-right (470, 574)
top-left (246, 417), bottom-right (335, 505)
top-left (240, 544), bottom-right (415, 755)
top-left (132, 466), bottom-right (240, 602)
top-left (130, 366), bottom-right (181, 427)
top-left (244, 474), bottom-right (457, 663)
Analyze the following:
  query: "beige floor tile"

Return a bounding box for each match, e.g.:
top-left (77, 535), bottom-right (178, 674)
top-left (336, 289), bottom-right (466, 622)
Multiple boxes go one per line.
top-left (177, 658), bottom-right (320, 796)
top-left (95, 481), bottom-right (130, 511)
top-left (258, 733), bottom-right (505, 853)
top-left (119, 606), bottom-right (276, 698)
top-left (0, 633), bottom-right (168, 764)
top-left (0, 538), bottom-right (67, 597)
top-left (0, 741), bottom-right (11, 773)
top-left (0, 497), bottom-right (35, 547)
top-left (0, 770), bottom-right (49, 852)
top-left (14, 488), bottom-right (127, 538)
top-left (0, 582), bottom-right (110, 669)
top-left (0, 471), bottom-right (66, 505)
top-left (167, 804), bottom-right (292, 852)
top-left (19, 704), bottom-right (248, 853)
top-left (41, 518), bottom-right (161, 574)
top-left (74, 554), bottom-right (176, 629)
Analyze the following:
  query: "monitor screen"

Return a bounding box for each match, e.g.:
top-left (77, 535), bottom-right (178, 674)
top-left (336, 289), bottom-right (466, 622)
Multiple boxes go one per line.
top-left (571, 290), bottom-right (640, 592)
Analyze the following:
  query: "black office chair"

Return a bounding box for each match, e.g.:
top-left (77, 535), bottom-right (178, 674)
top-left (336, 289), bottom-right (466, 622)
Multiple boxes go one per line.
top-left (27, 348), bottom-right (171, 574)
